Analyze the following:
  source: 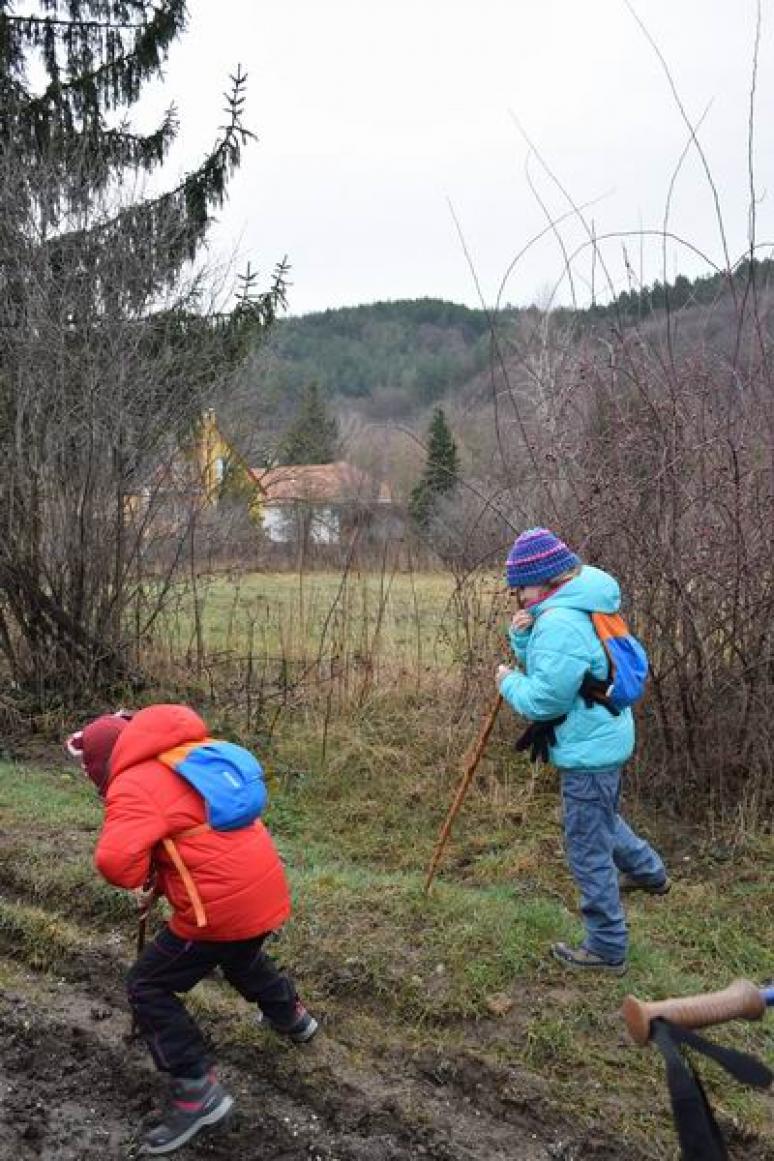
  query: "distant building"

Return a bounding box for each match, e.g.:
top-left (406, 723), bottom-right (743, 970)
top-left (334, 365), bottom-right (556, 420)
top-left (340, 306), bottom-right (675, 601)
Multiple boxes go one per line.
top-left (128, 414), bottom-right (397, 557)
top-left (251, 461), bottom-right (393, 545)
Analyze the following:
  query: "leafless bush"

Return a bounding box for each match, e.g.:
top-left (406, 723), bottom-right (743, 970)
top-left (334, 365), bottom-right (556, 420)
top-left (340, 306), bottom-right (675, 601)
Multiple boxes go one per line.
top-left (475, 288), bottom-right (774, 823)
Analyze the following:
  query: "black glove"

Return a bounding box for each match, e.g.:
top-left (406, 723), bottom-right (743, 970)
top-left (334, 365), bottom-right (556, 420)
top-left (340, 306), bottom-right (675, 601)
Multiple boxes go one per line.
top-left (579, 671), bottom-right (620, 716)
top-left (514, 716), bottom-right (567, 763)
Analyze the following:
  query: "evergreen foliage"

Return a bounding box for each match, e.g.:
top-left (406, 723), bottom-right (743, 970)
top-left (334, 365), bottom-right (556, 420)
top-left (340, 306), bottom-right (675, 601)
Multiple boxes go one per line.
top-left (257, 298), bottom-right (500, 411)
top-left (582, 256), bottom-right (774, 326)
top-left (409, 408), bottom-right (459, 527)
top-left (0, 1), bottom-right (286, 697)
top-left (249, 262), bottom-right (774, 429)
top-left (279, 382), bottom-right (339, 465)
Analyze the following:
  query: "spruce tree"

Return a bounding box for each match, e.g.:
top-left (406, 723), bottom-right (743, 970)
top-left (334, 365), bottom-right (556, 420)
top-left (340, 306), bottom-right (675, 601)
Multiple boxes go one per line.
top-left (0, 2), bottom-right (286, 698)
top-left (409, 407), bottom-right (459, 527)
top-left (279, 382), bottom-right (339, 465)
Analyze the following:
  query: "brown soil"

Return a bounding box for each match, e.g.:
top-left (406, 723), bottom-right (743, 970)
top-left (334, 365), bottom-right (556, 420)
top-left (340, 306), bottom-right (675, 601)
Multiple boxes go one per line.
top-left (7, 962), bottom-right (768, 1161)
top-left (0, 956), bottom-right (649, 1161)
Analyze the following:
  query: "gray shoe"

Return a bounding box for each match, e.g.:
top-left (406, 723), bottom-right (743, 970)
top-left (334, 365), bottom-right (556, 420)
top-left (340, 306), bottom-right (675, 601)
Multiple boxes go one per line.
top-left (619, 873), bottom-right (671, 896)
top-left (551, 942), bottom-right (628, 976)
top-left (141, 1073), bottom-right (233, 1155)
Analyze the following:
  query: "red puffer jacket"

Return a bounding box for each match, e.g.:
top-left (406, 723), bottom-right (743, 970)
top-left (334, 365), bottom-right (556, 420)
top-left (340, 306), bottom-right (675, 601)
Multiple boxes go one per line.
top-left (94, 704), bottom-right (291, 941)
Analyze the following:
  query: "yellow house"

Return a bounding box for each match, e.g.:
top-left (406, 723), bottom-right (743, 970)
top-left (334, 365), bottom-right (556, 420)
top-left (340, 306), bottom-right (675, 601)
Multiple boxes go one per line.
top-left (124, 411), bottom-right (396, 555)
top-left (196, 409), bottom-right (229, 502)
top-left (195, 410), bottom-right (262, 519)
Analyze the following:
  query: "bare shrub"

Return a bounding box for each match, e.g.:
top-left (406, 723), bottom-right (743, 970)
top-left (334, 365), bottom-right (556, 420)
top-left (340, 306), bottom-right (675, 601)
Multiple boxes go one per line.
top-left (479, 285), bottom-right (774, 822)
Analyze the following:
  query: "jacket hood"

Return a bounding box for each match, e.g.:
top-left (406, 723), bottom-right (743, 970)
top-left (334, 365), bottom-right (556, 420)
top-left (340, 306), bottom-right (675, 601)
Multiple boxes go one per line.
top-left (110, 704), bottom-right (209, 777)
top-left (535, 565), bottom-right (621, 616)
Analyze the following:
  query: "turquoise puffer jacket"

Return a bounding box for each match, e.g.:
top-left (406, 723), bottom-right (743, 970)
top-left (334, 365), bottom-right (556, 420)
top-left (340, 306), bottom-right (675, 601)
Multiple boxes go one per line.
top-left (498, 565), bottom-right (635, 770)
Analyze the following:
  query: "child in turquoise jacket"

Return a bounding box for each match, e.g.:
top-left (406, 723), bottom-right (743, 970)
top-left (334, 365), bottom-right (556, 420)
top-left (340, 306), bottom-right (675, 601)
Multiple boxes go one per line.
top-left (497, 528), bottom-right (669, 974)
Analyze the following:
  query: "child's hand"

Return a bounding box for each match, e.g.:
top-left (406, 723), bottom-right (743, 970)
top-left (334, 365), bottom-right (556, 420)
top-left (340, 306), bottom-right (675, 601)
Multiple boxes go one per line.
top-left (496, 664), bottom-right (513, 686)
top-left (511, 610), bottom-right (534, 632)
top-left (132, 881), bottom-right (158, 917)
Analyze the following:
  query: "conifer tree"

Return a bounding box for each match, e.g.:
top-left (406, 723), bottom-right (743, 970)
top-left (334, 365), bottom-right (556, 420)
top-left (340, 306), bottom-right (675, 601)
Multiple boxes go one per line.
top-left (279, 382), bottom-right (339, 465)
top-left (409, 407), bottom-right (459, 527)
top-left (0, 2), bottom-right (286, 697)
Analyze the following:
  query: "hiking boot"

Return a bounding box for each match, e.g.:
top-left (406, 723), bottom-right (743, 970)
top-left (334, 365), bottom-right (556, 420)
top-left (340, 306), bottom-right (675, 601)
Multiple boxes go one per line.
top-left (262, 1000), bottom-right (319, 1043)
top-left (141, 1072), bottom-right (233, 1155)
top-left (619, 873), bottom-right (671, 896)
top-left (551, 942), bottom-right (628, 976)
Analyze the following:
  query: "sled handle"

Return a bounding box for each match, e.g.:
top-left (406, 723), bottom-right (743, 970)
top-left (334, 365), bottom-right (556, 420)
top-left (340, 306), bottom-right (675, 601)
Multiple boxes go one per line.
top-left (622, 979), bottom-right (769, 1046)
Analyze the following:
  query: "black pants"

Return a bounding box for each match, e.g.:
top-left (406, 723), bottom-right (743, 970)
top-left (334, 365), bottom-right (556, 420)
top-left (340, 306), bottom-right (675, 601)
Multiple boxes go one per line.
top-left (127, 924), bottom-right (299, 1078)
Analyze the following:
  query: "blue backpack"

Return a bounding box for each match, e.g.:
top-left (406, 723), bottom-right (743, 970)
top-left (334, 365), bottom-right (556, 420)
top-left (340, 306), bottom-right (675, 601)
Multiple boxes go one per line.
top-left (580, 612), bottom-right (649, 714)
top-left (159, 739), bottom-right (267, 830)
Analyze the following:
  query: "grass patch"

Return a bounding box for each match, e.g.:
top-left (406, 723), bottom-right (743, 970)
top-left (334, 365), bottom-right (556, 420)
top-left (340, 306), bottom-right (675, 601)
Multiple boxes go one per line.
top-left (155, 570), bottom-right (466, 667)
top-left (0, 762), bottom-right (99, 829)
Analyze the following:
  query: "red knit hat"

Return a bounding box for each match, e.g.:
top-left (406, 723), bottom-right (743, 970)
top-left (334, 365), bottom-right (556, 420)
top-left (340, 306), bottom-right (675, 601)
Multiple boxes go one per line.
top-left (65, 711), bottom-right (133, 795)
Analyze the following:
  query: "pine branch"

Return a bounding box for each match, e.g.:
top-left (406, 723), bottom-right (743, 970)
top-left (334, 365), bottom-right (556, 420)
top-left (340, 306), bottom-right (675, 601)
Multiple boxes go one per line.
top-left (2, 1), bottom-right (186, 110)
top-left (37, 67), bottom-right (256, 298)
top-left (5, 12), bottom-right (149, 33)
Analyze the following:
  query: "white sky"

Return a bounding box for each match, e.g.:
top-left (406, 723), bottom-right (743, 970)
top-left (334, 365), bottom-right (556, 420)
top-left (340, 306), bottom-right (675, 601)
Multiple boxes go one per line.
top-left (138, 0), bottom-right (774, 316)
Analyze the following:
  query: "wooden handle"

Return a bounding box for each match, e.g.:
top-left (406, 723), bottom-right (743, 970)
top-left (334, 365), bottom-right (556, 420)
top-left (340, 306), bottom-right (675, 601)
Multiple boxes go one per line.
top-left (622, 979), bottom-right (766, 1046)
top-left (423, 694), bottom-right (503, 894)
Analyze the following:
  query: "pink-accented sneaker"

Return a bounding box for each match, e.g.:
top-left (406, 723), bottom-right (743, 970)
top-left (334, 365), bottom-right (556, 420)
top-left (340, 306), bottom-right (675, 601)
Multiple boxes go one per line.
top-left (263, 1000), bottom-right (319, 1043)
top-left (551, 942), bottom-right (627, 976)
top-left (141, 1071), bottom-right (233, 1155)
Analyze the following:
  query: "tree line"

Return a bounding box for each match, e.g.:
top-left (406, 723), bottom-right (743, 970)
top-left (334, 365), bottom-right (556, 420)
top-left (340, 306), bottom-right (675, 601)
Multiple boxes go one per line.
top-left (249, 262), bottom-right (774, 428)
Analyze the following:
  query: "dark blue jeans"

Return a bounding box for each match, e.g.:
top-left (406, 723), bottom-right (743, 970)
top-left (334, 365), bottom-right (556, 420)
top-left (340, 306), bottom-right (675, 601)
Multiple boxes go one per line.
top-left (127, 925), bottom-right (299, 1077)
top-left (560, 766), bottom-right (666, 963)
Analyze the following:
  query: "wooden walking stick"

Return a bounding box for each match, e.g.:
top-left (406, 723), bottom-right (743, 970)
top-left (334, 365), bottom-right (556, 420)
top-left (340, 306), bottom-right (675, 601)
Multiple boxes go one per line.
top-left (129, 879), bottom-right (156, 1040)
top-left (424, 693), bottom-right (503, 894)
top-left (129, 908), bottom-right (148, 1040)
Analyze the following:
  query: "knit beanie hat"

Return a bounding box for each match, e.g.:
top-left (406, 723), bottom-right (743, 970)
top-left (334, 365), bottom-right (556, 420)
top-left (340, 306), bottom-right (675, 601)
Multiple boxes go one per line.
top-left (505, 528), bottom-right (580, 588)
top-left (65, 711), bottom-right (133, 795)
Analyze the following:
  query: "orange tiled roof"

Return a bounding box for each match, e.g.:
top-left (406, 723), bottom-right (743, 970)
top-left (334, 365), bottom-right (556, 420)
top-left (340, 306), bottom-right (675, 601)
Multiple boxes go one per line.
top-left (250, 462), bottom-right (391, 505)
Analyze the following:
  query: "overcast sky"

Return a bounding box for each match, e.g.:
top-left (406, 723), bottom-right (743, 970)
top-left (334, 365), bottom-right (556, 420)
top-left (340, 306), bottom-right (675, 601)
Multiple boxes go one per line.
top-left (140, 1), bottom-right (774, 316)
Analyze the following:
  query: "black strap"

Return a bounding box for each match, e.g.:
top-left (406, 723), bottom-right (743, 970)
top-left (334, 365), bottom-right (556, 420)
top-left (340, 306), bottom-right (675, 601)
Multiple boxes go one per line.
top-left (513, 716), bottom-right (566, 763)
top-left (650, 1018), bottom-right (772, 1161)
top-left (666, 1023), bottom-right (772, 1088)
top-left (651, 1020), bottom-right (729, 1160)
top-left (578, 671), bottom-right (620, 716)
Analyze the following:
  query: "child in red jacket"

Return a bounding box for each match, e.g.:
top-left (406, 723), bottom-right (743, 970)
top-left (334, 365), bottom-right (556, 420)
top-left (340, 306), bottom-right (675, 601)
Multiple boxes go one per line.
top-left (66, 704), bottom-right (317, 1156)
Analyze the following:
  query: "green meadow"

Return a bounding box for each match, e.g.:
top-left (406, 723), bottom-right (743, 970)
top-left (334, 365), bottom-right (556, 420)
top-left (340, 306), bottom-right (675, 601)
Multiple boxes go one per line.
top-left (152, 569), bottom-right (502, 672)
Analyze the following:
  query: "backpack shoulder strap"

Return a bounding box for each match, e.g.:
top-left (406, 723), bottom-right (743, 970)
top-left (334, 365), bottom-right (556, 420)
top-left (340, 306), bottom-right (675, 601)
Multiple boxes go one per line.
top-left (160, 818), bottom-right (264, 930)
top-left (161, 837), bottom-right (207, 929)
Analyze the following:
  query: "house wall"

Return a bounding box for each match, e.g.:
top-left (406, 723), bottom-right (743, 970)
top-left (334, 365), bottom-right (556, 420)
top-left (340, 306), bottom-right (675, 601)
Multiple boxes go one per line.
top-left (262, 504), bottom-right (341, 544)
top-left (262, 505), bottom-right (294, 543)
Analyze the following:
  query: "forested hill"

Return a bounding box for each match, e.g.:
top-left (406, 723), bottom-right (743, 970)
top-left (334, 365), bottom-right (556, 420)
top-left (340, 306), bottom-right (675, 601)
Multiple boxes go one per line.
top-left (255, 298), bottom-right (512, 417)
top-left (251, 260), bottom-right (774, 420)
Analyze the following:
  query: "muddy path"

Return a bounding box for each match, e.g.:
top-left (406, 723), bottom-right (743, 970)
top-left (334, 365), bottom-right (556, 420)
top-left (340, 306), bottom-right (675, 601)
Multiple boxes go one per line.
top-left (1, 825), bottom-right (769, 1161)
top-left (0, 959), bottom-right (639, 1161)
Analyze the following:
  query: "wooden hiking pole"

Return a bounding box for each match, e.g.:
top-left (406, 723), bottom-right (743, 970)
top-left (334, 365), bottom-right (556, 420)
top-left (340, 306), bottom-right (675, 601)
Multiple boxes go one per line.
top-left (129, 909), bottom-right (148, 1040)
top-left (129, 879), bottom-right (157, 1039)
top-left (424, 693), bottom-right (503, 894)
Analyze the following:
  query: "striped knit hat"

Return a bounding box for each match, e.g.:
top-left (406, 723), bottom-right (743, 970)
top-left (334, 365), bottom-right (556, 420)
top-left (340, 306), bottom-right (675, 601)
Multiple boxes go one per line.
top-left (505, 528), bottom-right (580, 588)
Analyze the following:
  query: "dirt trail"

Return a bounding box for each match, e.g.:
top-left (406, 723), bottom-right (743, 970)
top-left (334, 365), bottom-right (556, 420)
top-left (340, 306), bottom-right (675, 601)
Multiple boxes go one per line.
top-left (0, 961), bottom-right (633, 1161)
